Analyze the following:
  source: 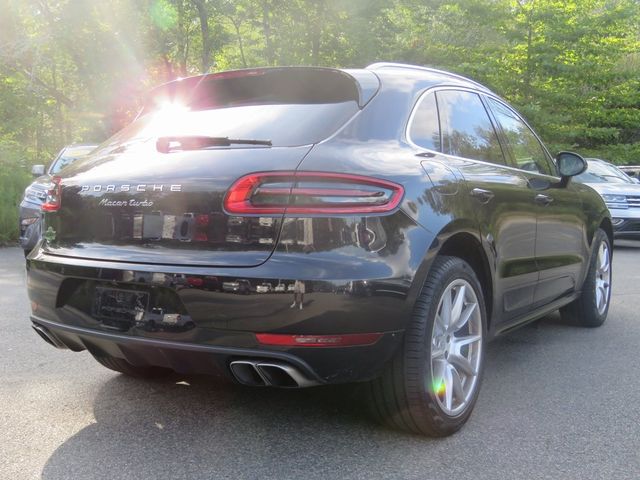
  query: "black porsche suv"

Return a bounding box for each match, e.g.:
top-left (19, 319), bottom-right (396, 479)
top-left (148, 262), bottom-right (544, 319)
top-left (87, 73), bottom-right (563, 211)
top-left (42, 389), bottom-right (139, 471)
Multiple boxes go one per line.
top-left (27, 63), bottom-right (612, 436)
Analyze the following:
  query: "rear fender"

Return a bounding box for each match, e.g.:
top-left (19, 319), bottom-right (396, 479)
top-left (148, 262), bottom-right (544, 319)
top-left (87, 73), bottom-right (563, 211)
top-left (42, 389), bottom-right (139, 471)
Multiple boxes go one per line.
top-left (405, 220), bottom-right (485, 308)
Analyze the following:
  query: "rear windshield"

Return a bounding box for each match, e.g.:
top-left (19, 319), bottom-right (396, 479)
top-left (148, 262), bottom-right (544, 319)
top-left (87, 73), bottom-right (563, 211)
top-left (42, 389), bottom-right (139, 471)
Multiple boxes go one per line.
top-left (146, 68), bottom-right (360, 110)
top-left (98, 69), bottom-right (360, 151)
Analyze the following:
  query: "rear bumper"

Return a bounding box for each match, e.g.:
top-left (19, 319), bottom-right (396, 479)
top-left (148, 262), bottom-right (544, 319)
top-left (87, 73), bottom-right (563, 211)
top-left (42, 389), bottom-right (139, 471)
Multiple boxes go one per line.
top-left (31, 315), bottom-right (403, 385)
top-left (26, 250), bottom-right (417, 384)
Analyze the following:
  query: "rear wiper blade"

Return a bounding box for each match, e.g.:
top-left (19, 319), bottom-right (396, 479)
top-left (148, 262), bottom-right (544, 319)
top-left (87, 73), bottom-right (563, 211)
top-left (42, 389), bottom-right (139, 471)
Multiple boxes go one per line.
top-left (157, 136), bottom-right (272, 153)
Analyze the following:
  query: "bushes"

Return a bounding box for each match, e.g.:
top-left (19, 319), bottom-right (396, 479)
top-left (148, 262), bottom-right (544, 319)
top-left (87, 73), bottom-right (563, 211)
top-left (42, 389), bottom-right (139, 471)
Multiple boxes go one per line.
top-left (0, 141), bottom-right (31, 245)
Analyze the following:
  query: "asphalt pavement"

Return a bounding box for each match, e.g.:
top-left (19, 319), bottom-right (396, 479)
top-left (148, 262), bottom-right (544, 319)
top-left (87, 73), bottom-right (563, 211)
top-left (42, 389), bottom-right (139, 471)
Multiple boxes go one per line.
top-left (1, 244), bottom-right (639, 480)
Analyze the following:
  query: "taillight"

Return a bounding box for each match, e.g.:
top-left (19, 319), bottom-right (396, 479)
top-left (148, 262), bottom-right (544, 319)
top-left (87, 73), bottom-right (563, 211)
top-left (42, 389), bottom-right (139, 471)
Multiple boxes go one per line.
top-left (224, 172), bottom-right (404, 215)
top-left (41, 176), bottom-right (62, 212)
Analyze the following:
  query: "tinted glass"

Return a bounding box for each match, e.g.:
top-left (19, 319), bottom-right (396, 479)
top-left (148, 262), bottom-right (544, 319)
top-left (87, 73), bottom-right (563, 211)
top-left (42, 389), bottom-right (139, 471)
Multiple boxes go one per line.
top-left (144, 69), bottom-right (360, 112)
top-left (436, 90), bottom-right (504, 164)
top-left (487, 98), bottom-right (553, 175)
top-left (575, 160), bottom-right (635, 184)
top-left (409, 92), bottom-right (440, 151)
top-left (94, 102), bottom-right (358, 152)
top-left (49, 146), bottom-right (96, 174)
top-left (94, 69), bottom-right (362, 152)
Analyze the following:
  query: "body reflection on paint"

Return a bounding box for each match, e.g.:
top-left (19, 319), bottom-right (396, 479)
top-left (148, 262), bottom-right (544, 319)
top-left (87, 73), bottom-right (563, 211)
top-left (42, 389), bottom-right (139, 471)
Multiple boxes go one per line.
top-left (290, 280), bottom-right (306, 310)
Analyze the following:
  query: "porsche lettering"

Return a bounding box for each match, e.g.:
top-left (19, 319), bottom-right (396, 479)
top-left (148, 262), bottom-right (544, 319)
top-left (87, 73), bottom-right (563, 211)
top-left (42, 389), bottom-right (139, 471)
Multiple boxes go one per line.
top-left (80, 184), bottom-right (182, 193)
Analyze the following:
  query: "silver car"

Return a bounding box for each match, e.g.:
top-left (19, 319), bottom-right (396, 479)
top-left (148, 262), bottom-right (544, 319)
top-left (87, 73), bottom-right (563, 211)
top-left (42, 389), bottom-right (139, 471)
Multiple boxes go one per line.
top-left (575, 159), bottom-right (640, 240)
top-left (619, 165), bottom-right (640, 180)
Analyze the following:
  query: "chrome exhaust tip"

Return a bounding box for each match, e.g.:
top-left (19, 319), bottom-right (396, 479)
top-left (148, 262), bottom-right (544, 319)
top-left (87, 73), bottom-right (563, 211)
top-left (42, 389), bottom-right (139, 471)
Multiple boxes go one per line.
top-left (229, 360), bottom-right (320, 388)
top-left (229, 360), bottom-right (267, 387)
top-left (31, 324), bottom-right (66, 349)
top-left (255, 362), bottom-right (319, 388)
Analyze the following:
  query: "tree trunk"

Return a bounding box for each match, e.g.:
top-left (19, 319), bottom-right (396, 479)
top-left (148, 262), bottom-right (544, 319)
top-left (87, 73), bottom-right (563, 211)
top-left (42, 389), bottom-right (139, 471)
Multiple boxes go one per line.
top-left (521, 0), bottom-right (535, 101)
top-left (51, 64), bottom-right (65, 144)
top-left (310, 1), bottom-right (323, 65)
top-left (231, 18), bottom-right (248, 68)
top-left (162, 54), bottom-right (175, 82)
top-left (192, 0), bottom-right (212, 73)
top-left (261, 0), bottom-right (274, 65)
top-left (311, 26), bottom-right (321, 65)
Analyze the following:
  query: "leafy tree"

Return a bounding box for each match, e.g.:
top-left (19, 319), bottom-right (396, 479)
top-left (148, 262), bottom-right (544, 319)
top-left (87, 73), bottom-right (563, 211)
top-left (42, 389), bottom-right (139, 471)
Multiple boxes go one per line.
top-left (0, 0), bottom-right (638, 243)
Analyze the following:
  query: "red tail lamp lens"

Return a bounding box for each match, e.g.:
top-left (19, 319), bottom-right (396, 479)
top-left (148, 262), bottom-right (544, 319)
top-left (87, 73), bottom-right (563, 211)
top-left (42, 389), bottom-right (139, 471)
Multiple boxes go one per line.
top-left (41, 176), bottom-right (62, 212)
top-left (256, 332), bottom-right (383, 347)
top-left (224, 172), bottom-right (404, 215)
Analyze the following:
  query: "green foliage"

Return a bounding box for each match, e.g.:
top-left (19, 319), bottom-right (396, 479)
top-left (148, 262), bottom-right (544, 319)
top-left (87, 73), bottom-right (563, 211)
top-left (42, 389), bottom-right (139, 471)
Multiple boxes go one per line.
top-left (0, 140), bottom-right (30, 244)
top-left (0, 0), bottom-right (639, 243)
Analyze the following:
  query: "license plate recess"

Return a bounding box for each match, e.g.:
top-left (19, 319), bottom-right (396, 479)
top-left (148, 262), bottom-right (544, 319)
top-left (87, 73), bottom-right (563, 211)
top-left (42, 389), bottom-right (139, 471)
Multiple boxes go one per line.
top-left (93, 287), bottom-right (149, 322)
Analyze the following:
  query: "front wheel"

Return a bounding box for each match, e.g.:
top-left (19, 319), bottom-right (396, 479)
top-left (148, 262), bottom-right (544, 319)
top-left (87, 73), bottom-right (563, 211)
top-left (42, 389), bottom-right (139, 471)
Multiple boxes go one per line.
top-left (367, 256), bottom-right (487, 436)
top-left (560, 228), bottom-right (612, 327)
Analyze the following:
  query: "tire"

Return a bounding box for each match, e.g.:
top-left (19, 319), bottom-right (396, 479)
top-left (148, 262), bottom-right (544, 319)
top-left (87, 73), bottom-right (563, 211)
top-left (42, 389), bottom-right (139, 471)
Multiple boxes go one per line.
top-left (367, 255), bottom-right (487, 436)
top-left (92, 354), bottom-right (171, 378)
top-left (560, 228), bottom-right (612, 328)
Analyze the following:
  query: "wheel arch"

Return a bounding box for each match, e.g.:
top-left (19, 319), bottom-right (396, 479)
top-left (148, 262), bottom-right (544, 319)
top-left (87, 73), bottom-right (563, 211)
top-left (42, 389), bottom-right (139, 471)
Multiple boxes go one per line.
top-left (410, 223), bottom-right (494, 330)
top-left (598, 216), bottom-right (613, 249)
top-left (437, 232), bottom-right (494, 328)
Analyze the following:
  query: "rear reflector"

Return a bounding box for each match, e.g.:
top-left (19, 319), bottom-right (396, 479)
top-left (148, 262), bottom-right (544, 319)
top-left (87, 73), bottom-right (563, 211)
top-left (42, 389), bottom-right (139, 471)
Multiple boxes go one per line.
top-left (256, 332), bottom-right (383, 347)
top-left (224, 171), bottom-right (403, 215)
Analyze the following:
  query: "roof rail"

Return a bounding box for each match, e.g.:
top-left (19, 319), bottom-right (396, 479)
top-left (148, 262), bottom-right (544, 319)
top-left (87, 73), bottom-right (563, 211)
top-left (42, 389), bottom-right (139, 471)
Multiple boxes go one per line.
top-left (366, 62), bottom-right (491, 93)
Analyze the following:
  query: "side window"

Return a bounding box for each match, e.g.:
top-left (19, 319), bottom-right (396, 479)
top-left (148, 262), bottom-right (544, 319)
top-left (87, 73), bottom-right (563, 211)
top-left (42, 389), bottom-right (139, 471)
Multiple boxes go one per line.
top-left (486, 98), bottom-right (554, 175)
top-left (409, 92), bottom-right (440, 151)
top-left (436, 90), bottom-right (505, 164)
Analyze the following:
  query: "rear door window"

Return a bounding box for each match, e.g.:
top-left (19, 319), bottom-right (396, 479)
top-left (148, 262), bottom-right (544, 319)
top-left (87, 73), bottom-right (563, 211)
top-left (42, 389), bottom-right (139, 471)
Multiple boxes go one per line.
top-left (486, 97), bottom-right (555, 176)
top-left (436, 90), bottom-right (505, 164)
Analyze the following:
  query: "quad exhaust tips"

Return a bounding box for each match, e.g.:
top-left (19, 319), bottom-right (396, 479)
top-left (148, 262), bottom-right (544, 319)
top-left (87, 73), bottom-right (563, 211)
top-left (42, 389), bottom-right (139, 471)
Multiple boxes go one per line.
top-left (229, 360), bottom-right (319, 388)
top-left (32, 322), bottom-right (318, 387)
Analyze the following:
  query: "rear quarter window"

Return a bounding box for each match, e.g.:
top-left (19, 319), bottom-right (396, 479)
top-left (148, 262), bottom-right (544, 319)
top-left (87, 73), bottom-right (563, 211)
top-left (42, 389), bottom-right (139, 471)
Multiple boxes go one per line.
top-left (409, 92), bottom-right (441, 151)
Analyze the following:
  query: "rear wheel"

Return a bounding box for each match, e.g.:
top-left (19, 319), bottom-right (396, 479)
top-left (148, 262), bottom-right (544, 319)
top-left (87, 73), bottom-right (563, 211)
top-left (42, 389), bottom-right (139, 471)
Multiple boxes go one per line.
top-left (560, 228), bottom-right (612, 327)
top-left (367, 256), bottom-right (486, 436)
top-left (92, 354), bottom-right (171, 378)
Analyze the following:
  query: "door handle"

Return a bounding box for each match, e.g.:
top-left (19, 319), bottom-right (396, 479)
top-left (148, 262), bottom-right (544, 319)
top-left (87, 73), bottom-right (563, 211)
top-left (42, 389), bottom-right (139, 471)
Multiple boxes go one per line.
top-left (470, 188), bottom-right (494, 204)
top-left (535, 193), bottom-right (554, 206)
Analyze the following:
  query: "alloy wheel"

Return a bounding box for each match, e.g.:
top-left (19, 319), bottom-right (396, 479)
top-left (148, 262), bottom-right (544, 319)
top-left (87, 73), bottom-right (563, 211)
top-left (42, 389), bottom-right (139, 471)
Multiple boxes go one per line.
top-left (430, 279), bottom-right (483, 416)
top-left (595, 242), bottom-right (611, 315)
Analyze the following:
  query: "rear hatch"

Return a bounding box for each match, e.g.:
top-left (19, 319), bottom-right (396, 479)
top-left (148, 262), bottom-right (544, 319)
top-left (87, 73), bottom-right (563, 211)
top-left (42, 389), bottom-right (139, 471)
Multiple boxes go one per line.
top-left (42, 68), bottom-right (372, 266)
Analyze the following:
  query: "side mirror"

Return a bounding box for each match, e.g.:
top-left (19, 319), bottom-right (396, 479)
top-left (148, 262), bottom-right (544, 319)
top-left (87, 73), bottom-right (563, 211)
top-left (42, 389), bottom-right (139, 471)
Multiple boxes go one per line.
top-left (31, 164), bottom-right (45, 176)
top-left (556, 151), bottom-right (586, 187)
